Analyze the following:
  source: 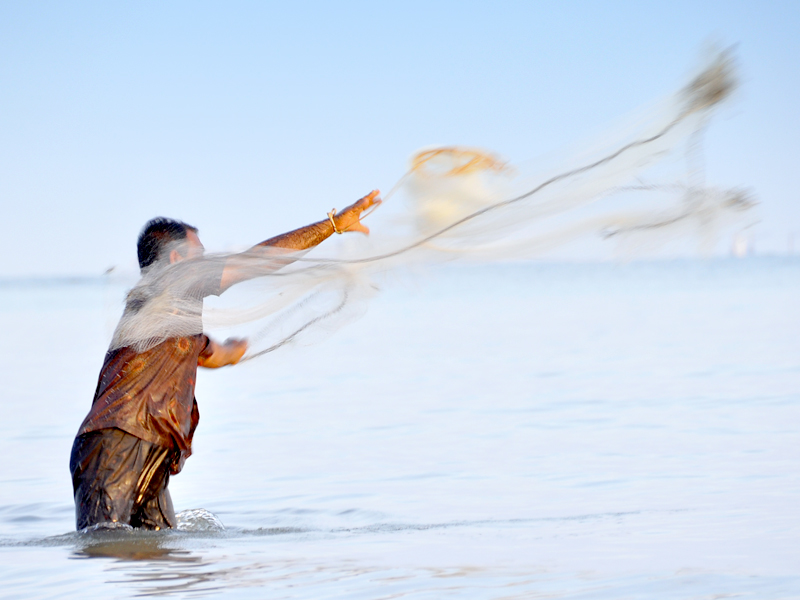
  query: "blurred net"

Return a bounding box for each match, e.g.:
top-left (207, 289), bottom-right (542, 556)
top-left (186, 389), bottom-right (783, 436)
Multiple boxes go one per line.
top-left (109, 49), bottom-right (756, 360)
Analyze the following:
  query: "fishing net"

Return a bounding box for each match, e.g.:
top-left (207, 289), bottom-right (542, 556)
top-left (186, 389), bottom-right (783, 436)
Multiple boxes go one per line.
top-left (110, 49), bottom-right (756, 360)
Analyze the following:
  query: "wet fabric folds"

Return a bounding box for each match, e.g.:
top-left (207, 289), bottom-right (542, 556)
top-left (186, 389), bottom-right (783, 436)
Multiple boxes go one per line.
top-left (70, 428), bottom-right (179, 530)
top-left (76, 335), bottom-right (208, 472)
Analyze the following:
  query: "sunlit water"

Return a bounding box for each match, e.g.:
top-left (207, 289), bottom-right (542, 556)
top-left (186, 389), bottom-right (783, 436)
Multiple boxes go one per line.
top-left (1, 259), bottom-right (798, 599)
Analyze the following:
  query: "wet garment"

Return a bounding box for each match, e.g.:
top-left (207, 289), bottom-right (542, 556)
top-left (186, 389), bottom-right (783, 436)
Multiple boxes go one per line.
top-left (70, 257), bottom-right (224, 530)
top-left (70, 428), bottom-right (179, 530)
top-left (77, 334), bottom-right (209, 473)
top-left (77, 256), bottom-right (223, 472)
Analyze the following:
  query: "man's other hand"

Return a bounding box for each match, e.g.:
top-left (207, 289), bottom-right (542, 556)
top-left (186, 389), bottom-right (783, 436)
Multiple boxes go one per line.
top-left (198, 338), bottom-right (248, 368)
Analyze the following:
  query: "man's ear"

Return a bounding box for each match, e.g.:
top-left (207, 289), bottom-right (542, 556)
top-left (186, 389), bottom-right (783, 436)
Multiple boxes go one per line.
top-left (169, 248), bottom-right (181, 264)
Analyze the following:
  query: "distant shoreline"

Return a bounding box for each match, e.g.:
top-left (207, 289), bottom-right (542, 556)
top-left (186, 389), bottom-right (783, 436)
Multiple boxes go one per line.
top-left (1, 255), bottom-right (798, 289)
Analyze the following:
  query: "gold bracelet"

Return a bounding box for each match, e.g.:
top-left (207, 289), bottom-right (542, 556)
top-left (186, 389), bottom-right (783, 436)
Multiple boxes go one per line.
top-left (327, 209), bottom-right (342, 234)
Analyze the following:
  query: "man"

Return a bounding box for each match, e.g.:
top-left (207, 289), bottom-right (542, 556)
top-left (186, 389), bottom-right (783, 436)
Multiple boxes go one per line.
top-left (69, 191), bottom-right (380, 531)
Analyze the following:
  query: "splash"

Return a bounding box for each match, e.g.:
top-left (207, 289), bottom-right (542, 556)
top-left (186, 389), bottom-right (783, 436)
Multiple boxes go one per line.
top-left (176, 508), bottom-right (226, 532)
top-left (110, 50), bottom-right (756, 360)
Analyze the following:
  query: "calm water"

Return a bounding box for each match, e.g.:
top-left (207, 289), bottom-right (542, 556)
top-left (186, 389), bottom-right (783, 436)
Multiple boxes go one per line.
top-left (1, 259), bottom-right (798, 599)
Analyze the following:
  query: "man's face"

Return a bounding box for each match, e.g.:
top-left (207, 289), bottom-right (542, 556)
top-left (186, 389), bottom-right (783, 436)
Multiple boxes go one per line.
top-left (170, 230), bottom-right (205, 263)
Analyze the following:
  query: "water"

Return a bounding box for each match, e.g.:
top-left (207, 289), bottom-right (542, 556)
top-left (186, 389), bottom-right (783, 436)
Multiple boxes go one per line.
top-left (1, 259), bottom-right (798, 598)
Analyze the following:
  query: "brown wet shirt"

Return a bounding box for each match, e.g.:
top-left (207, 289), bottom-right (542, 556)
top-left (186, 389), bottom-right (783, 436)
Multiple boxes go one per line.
top-left (77, 335), bottom-right (211, 473)
top-left (77, 258), bottom-right (223, 473)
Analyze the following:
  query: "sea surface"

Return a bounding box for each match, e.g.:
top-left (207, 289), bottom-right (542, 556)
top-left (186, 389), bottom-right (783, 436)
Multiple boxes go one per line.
top-left (0, 258), bottom-right (798, 599)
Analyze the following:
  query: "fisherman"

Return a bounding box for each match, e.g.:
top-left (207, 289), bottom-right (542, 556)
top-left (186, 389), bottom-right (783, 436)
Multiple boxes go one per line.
top-left (69, 191), bottom-right (380, 530)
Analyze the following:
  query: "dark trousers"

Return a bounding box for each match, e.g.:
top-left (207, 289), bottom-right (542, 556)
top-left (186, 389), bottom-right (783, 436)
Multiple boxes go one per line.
top-left (69, 428), bottom-right (177, 531)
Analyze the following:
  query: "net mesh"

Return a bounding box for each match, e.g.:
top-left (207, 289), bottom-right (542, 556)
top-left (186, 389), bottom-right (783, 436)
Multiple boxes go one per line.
top-left (108, 49), bottom-right (756, 360)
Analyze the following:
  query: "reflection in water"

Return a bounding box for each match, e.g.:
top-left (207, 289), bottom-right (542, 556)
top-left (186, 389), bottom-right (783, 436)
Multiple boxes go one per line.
top-left (64, 522), bottom-right (542, 597)
top-left (73, 531), bottom-right (219, 596)
top-left (5, 507), bottom-right (800, 598)
top-left (76, 536), bottom-right (198, 562)
top-left (69, 508), bottom-right (226, 565)
top-left (78, 545), bottom-right (512, 599)
top-left (55, 513), bottom-right (630, 597)
top-left (72, 535), bottom-right (361, 597)
top-left (68, 535), bottom-right (796, 600)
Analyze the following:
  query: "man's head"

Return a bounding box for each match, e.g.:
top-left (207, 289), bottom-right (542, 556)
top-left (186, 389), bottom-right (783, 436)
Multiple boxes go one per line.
top-left (137, 217), bottom-right (202, 271)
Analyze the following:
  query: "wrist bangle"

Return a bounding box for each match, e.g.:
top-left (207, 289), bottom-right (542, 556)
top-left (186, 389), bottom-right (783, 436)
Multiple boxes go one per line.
top-left (327, 209), bottom-right (342, 234)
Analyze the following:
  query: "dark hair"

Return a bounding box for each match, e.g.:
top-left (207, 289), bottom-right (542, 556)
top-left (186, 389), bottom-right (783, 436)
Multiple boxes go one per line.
top-left (137, 217), bottom-right (198, 270)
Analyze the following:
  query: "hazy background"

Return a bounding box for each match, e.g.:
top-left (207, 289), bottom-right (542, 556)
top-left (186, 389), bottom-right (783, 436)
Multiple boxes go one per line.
top-left (1, 0), bottom-right (798, 277)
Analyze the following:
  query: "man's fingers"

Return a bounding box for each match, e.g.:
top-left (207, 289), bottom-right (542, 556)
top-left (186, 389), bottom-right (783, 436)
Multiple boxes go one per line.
top-left (357, 190), bottom-right (381, 209)
top-left (224, 338), bottom-right (248, 352)
top-left (345, 190), bottom-right (381, 214)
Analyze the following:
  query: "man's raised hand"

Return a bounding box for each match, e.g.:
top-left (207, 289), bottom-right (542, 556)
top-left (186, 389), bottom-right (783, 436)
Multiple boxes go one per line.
top-left (333, 190), bottom-right (381, 235)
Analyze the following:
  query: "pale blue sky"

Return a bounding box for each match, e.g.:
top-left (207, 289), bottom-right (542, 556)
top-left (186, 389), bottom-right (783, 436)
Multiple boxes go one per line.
top-left (1, 1), bottom-right (798, 276)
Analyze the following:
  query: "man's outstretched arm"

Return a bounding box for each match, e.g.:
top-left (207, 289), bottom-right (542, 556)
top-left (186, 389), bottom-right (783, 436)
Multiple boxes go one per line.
top-left (219, 190), bottom-right (380, 291)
